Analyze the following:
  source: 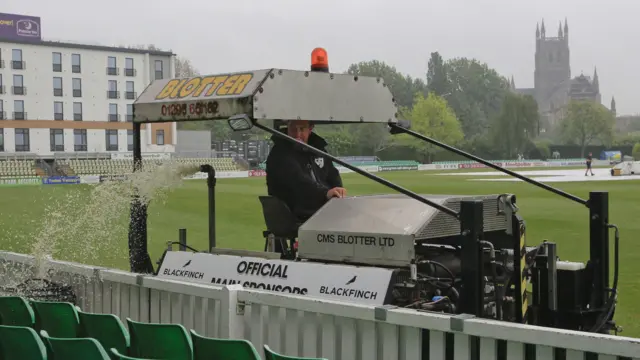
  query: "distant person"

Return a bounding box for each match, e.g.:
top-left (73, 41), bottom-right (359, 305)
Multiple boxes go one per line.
top-left (585, 152), bottom-right (595, 176)
top-left (266, 119), bottom-right (346, 223)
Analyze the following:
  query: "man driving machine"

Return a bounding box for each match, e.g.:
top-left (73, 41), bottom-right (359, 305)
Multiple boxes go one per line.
top-left (266, 119), bottom-right (346, 223)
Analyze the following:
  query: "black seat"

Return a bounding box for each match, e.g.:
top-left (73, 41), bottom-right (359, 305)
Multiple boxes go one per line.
top-left (258, 196), bottom-right (301, 259)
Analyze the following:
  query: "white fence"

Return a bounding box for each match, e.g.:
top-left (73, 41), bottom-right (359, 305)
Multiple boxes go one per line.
top-left (1, 251), bottom-right (639, 360)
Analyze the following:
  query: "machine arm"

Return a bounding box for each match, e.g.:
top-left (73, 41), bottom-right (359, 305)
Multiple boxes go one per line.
top-left (388, 123), bottom-right (588, 207)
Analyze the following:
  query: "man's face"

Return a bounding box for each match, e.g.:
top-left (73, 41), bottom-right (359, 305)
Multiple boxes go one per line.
top-left (287, 120), bottom-right (313, 143)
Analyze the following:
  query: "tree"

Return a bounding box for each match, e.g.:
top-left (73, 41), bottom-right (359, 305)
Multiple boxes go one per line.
top-left (633, 143), bottom-right (640, 160)
top-left (174, 57), bottom-right (199, 78)
top-left (489, 93), bottom-right (539, 159)
top-left (426, 52), bottom-right (449, 96)
top-left (443, 57), bottom-right (510, 137)
top-left (559, 100), bottom-right (616, 157)
top-left (395, 92), bottom-right (464, 162)
top-left (347, 60), bottom-right (427, 109)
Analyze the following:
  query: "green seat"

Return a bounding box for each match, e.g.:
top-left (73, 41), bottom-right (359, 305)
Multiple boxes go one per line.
top-left (126, 318), bottom-right (193, 360)
top-left (0, 325), bottom-right (47, 360)
top-left (31, 300), bottom-right (79, 338)
top-left (78, 310), bottom-right (130, 357)
top-left (263, 345), bottom-right (328, 360)
top-left (0, 296), bottom-right (36, 327)
top-left (40, 330), bottom-right (110, 360)
top-left (190, 329), bottom-right (260, 360)
top-left (110, 348), bottom-right (152, 360)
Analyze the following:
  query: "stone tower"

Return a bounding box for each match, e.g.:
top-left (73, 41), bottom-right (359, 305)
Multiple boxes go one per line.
top-left (534, 18), bottom-right (571, 128)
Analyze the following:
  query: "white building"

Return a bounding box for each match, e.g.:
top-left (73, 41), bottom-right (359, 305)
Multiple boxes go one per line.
top-left (0, 38), bottom-right (177, 158)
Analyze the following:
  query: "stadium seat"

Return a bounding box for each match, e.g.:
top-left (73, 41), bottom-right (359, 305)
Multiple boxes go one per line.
top-left (0, 296), bottom-right (36, 327)
top-left (30, 300), bottom-right (80, 338)
top-left (263, 345), bottom-right (328, 360)
top-left (40, 330), bottom-right (110, 360)
top-left (190, 329), bottom-right (261, 360)
top-left (109, 348), bottom-right (152, 360)
top-left (0, 325), bottom-right (48, 360)
top-left (77, 309), bottom-right (130, 358)
top-left (125, 318), bottom-right (193, 360)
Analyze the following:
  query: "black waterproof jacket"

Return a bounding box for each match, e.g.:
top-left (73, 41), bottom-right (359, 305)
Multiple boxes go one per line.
top-left (266, 130), bottom-right (343, 222)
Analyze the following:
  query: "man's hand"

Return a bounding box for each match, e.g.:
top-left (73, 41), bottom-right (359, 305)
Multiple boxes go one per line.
top-left (326, 187), bottom-right (347, 199)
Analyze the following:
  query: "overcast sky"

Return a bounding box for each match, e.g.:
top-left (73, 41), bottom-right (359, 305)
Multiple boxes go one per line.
top-left (5, 0), bottom-right (638, 115)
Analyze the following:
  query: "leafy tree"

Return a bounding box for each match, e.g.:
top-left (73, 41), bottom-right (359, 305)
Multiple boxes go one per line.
top-left (559, 100), bottom-right (616, 157)
top-left (632, 143), bottom-right (640, 160)
top-left (444, 57), bottom-right (510, 137)
top-left (346, 60), bottom-right (427, 109)
top-left (489, 93), bottom-right (539, 159)
top-left (394, 92), bottom-right (464, 162)
top-left (426, 52), bottom-right (449, 96)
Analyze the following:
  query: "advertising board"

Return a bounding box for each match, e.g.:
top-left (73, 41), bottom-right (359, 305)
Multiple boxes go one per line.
top-left (42, 176), bottom-right (81, 185)
top-left (248, 169), bottom-right (267, 177)
top-left (0, 13), bottom-right (41, 42)
top-left (0, 177), bottom-right (41, 186)
top-left (110, 152), bottom-right (172, 160)
top-left (157, 251), bottom-right (394, 306)
top-left (378, 165), bottom-right (418, 172)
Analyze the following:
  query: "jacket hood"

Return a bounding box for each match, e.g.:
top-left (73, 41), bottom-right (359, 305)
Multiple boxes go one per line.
top-left (271, 128), bottom-right (328, 151)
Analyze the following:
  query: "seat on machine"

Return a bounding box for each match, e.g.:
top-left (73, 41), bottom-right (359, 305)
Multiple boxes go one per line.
top-left (258, 196), bottom-right (301, 259)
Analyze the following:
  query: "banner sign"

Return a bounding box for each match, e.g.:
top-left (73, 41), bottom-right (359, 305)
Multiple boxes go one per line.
top-left (378, 165), bottom-right (418, 172)
top-left (248, 169), bottom-right (266, 177)
top-left (0, 177), bottom-right (41, 186)
top-left (110, 152), bottom-right (172, 160)
top-left (42, 176), bottom-right (81, 185)
top-left (0, 13), bottom-right (41, 42)
top-left (157, 251), bottom-right (394, 306)
top-left (99, 175), bottom-right (129, 182)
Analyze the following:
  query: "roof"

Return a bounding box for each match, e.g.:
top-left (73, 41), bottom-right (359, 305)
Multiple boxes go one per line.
top-left (0, 38), bottom-right (175, 56)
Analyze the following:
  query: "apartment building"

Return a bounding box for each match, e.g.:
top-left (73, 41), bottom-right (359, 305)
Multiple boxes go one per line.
top-left (0, 35), bottom-right (176, 157)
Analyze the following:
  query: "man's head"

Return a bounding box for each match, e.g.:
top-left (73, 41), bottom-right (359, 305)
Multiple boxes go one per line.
top-left (287, 120), bottom-right (314, 143)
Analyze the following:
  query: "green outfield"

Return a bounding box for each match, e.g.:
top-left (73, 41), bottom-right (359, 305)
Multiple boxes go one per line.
top-left (0, 168), bottom-right (639, 336)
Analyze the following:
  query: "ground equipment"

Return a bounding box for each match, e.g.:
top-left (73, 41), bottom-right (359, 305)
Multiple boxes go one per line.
top-left (611, 158), bottom-right (640, 176)
top-left (130, 48), bottom-right (620, 336)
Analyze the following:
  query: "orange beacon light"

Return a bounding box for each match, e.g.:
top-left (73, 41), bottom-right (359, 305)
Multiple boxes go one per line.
top-left (310, 47), bottom-right (329, 72)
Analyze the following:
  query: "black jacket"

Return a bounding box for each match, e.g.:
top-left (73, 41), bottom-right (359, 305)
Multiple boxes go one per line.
top-left (266, 130), bottom-right (343, 222)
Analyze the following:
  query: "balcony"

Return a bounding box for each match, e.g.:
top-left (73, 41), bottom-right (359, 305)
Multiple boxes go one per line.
top-left (108, 114), bottom-right (120, 122)
top-left (107, 90), bottom-right (120, 99)
top-left (54, 88), bottom-right (63, 97)
top-left (0, 85), bottom-right (4, 94)
top-left (125, 68), bottom-right (136, 77)
top-left (74, 144), bottom-right (87, 151)
top-left (125, 91), bottom-right (137, 100)
top-left (12, 86), bottom-right (26, 95)
top-left (72, 65), bottom-right (81, 73)
top-left (73, 113), bottom-right (83, 121)
top-left (106, 67), bottom-right (119, 76)
top-left (73, 89), bottom-right (82, 97)
top-left (12, 61), bottom-right (25, 70)
top-left (0, 60), bottom-right (4, 69)
top-left (13, 112), bottom-right (27, 120)
top-left (50, 144), bottom-right (64, 152)
top-left (126, 114), bottom-right (133, 122)
top-left (0, 111), bottom-right (5, 120)
top-left (53, 63), bottom-right (62, 72)
top-left (54, 112), bottom-right (64, 120)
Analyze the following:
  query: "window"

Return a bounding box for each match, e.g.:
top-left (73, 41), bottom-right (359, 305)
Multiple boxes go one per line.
top-left (13, 100), bottom-right (25, 120)
top-left (0, 50), bottom-right (3, 69)
top-left (156, 130), bottom-right (165, 145)
top-left (0, 101), bottom-right (3, 120)
top-left (12, 75), bottom-right (24, 95)
top-left (12, 49), bottom-right (23, 70)
top-left (105, 129), bottom-right (118, 151)
top-left (74, 129), bottom-right (87, 151)
top-left (54, 101), bottom-right (64, 120)
top-left (50, 129), bottom-right (64, 152)
top-left (125, 57), bottom-right (135, 76)
top-left (154, 60), bottom-right (163, 80)
top-left (73, 78), bottom-right (82, 97)
top-left (52, 52), bottom-right (62, 72)
top-left (53, 77), bottom-right (63, 97)
top-left (73, 102), bottom-right (83, 121)
top-left (108, 80), bottom-right (118, 99)
top-left (108, 103), bottom-right (119, 122)
top-left (0, 129), bottom-right (4, 152)
top-left (0, 74), bottom-right (3, 94)
top-left (107, 56), bottom-right (118, 75)
top-left (126, 104), bottom-right (133, 122)
top-left (127, 129), bottom-right (134, 151)
top-left (72, 53), bottom-right (81, 73)
top-left (15, 129), bottom-right (29, 152)
top-left (126, 81), bottom-right (135, 99)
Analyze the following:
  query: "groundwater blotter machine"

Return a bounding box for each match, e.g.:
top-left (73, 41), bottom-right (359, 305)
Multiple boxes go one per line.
top-left (129, 48), bottom-right (620, 337)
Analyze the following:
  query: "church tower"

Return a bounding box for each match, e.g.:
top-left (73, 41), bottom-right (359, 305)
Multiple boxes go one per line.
top-left (534, 18), bottom-right (571, 127)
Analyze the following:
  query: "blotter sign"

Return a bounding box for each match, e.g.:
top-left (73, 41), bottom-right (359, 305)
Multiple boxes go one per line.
top-left (157, 251), bottom-right (394, 306)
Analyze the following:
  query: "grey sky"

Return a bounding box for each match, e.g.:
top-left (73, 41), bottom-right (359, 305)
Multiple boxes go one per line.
top-left (6, 0), bottom-right (638, 114)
